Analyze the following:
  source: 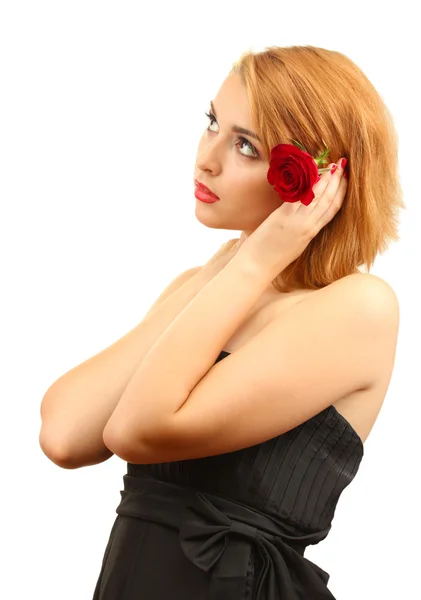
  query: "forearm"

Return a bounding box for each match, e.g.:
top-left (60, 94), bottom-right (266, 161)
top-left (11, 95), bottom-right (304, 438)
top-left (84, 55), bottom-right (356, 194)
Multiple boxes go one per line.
top-left (40, 265), bottom-right (218, 466)
top-left (103, 256), bottom-right (271, 447)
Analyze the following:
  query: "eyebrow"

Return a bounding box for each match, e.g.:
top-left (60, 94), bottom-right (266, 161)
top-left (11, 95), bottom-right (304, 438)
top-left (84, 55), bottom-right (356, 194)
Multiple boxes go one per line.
top-left (210, 100), bottom-right (262, 144)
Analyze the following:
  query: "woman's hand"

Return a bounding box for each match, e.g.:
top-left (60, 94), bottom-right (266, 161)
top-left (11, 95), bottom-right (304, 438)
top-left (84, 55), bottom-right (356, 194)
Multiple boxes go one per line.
top-left (235, 158), bottom-right (348, 280)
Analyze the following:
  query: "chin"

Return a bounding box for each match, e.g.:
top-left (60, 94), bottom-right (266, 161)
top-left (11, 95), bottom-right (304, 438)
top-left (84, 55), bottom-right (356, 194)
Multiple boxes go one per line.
top-left (194, 207), bottom-right (226, 229)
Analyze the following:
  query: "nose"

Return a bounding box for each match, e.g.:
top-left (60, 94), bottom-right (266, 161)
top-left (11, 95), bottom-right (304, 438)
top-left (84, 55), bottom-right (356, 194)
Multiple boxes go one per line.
top-left (195, 136), bottom-right (223, 176)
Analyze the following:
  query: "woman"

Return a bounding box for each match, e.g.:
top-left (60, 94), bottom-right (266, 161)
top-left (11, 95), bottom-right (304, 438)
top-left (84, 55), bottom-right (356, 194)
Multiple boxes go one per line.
top-left (40, 45), bottom-right (404, 599)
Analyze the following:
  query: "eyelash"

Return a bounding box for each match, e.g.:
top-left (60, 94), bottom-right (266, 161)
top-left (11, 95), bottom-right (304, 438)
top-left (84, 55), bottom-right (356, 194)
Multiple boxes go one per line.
top-left (204, 111), bottom-right (260, 160)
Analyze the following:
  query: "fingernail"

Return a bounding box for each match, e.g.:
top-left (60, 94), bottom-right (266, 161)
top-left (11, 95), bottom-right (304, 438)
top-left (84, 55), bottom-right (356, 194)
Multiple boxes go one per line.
top-left (341, 158), bottom-right (348, 169)
top-left (330, 165), bottom-right (338, 174)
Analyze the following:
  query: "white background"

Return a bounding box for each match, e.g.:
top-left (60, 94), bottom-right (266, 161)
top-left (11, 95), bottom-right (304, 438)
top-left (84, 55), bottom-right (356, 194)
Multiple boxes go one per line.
top-left (1, 1), bottom-right (419, 598)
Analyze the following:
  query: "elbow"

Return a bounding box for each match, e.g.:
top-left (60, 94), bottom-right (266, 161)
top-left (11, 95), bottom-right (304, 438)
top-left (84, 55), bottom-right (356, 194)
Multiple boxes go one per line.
top-left (102, 425), bottom-right (151, 465)
top-left (102, 425), bottom-right (132, 462)
top-left (39, 392), bottom-right (75, 468)
top-left (39, 426), bottom-right (114, 470)
top-left (39, 430), bottom-right (80, 469)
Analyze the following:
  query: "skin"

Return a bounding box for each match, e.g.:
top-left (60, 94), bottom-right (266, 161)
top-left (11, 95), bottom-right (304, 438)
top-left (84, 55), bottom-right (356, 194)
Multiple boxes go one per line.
top-left (194, 72), bottom-right (284, 239)
top-left (193, 71), bottom-right (333, 297)
top-left (187, 74), bottom-right (397, 450)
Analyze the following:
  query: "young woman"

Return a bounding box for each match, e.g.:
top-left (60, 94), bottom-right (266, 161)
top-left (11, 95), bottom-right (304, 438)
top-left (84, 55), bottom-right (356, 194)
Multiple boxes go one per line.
top-left (40, 45), bottom-right (403, 599)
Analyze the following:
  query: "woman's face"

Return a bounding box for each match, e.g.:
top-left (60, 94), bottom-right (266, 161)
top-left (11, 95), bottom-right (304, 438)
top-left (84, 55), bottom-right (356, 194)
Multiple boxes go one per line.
top-left (194, 73), bottom-right (283, 236)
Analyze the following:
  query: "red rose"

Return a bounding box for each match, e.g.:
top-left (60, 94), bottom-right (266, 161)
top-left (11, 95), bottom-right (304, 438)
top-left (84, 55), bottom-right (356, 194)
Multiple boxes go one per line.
top-left (267, 143), bottom-right (321, 206)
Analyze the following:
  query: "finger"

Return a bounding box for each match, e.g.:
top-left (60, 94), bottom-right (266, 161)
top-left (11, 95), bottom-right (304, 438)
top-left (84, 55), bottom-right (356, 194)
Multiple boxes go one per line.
top-left (316, 166), bottom-right (348, 227)
top-left (312, 158), bottom-right (346, 216)
top-left (311, 162), bottom-right (336, 199)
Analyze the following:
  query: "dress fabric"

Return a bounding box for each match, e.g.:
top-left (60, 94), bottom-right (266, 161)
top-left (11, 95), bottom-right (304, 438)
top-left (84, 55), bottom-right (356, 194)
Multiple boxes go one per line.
top-left (92, 350), bottom-right (364, 600)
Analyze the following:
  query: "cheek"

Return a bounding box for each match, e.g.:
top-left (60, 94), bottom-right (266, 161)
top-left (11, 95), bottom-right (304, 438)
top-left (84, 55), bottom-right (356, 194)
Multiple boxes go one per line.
top-left (230, 179), bottom-right (278, 222)
top-left (235, 173), bottom-right (277, 205)
top-left (233, 171), bottom-right (263, 195)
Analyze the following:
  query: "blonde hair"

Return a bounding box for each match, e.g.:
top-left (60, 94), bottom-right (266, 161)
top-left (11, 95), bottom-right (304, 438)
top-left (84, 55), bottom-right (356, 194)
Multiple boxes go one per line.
top-left (230, 45), bottom-right (406, 293)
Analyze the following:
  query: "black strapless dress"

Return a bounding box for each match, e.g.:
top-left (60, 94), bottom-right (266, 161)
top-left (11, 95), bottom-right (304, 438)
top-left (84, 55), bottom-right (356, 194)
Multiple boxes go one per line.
top-left (92, 350), bottom-right (364, 599)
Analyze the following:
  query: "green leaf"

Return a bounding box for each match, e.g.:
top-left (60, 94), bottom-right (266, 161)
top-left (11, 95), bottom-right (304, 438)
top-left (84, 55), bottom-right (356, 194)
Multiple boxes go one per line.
top-left (292, 139), bottom-right (307, 153)
top-left (316, 146), bottom-right (330, 166)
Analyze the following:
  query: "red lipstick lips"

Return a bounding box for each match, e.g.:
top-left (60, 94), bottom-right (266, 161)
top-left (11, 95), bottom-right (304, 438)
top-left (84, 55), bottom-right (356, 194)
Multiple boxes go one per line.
top-left (194, 180), bottom-right (220, 203)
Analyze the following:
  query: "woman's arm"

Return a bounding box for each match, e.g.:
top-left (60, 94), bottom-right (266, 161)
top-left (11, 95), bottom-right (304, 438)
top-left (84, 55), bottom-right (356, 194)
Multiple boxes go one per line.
top-left (39, 264), bottom-right (222, 469)
top-left (103, 255), bottom-right (271, 452)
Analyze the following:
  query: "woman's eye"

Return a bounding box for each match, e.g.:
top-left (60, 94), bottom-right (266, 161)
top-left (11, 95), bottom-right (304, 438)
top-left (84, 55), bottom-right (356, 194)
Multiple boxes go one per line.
top-left (204, 111), bottom-right (259, 159)
top-left (204, 111), bottom-right (218, 132)
top-left (236, 137), bottom-right (259, 159)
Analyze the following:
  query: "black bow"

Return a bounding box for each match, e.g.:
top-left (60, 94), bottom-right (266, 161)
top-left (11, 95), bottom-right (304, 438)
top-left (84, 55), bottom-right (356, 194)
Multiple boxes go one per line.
top-left (179, 492), bottom-right (335, 600)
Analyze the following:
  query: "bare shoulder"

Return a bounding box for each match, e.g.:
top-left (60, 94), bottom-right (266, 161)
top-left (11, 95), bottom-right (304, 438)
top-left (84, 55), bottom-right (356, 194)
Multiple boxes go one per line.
top-left (316, 272), bottom-right (400, 381)
top-left (317, 273), bottom-right (400, 439)
top-left (289, 272), bottom-right (400, 344)
top-left (328, 272), bottom-right (400, 325)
